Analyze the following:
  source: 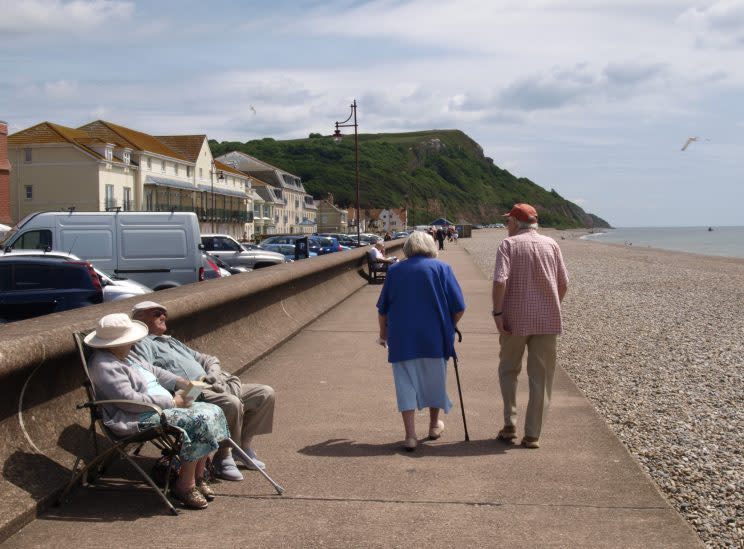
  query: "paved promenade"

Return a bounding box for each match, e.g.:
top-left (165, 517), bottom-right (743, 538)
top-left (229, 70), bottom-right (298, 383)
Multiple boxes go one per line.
top-left (4, 244), bottom-right (702, 548)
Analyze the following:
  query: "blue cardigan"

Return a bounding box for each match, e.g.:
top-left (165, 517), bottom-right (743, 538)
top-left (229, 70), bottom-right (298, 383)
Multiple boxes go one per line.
top-left (376, 256), bottom-right (465, 363)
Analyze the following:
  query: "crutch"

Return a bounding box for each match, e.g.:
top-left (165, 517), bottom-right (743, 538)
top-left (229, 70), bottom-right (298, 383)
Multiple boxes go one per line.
top-left (453, 328), bottom-right (470, 442)
top-left (226, 438), bottom-right (285, 495)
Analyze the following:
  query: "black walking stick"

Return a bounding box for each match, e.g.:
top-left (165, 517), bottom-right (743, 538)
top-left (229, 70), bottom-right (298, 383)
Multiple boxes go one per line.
top-left (453, 328), bottom-right (470, 442)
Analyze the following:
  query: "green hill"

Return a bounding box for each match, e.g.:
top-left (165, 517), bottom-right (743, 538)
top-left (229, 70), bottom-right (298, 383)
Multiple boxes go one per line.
top-left (210, 130), bottom-right (610, 229)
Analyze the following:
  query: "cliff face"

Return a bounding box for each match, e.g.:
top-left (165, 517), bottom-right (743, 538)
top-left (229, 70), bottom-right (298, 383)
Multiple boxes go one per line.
top-left (211, 130), bottom-right (611, 229)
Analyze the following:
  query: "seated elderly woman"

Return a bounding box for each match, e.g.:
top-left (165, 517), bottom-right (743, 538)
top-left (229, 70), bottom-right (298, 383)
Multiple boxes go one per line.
top-left (85, 313), bottom-right (229, 509)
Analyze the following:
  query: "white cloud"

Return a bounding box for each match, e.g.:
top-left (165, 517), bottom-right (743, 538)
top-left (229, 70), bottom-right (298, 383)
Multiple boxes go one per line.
top-left (679, 0), bottom-right (744, 48)
top-left (0, 0), bottom-right (134, 34)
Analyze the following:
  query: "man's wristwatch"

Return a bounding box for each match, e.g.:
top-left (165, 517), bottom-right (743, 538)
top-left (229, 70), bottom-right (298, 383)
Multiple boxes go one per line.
top-left (492, 311), bottom-right (503, 317)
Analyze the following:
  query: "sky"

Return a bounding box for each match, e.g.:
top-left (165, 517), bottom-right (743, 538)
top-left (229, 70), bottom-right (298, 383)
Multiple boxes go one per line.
top-left (1, 0), bottom-right (743, 227)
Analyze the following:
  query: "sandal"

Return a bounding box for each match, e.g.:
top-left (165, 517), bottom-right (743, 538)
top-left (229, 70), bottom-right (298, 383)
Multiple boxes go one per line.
top-left (173, 486), bottom-right (208, 509)
top-left (196, 479), bottom-right (215, 502)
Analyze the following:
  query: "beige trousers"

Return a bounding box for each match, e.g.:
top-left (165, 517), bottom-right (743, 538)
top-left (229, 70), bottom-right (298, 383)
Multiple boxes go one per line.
top-left (498, 334), bottom-right (557, 439)
top-left (200, 377), bottom-right (275, 455)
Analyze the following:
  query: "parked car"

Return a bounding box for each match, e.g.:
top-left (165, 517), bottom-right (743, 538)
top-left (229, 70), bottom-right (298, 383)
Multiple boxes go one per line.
top-left (0, 256), bottom-right (103, 323)
top-left (317, 233), bottom-right (359, 248)
top-left (201, 234), bottom-right (286, 270)
top-left (205, 252), bottom-right (251, 275)
top-left (261, 243), bottom-right (318, 261)
top-left (0, 249), bottom-right (152, 302)
top-left (392, 231), bottom-right (410, 239)
top-left (312, 235), bottom-right (342, 254)
top-left (260, 235), bottom-right (322, 256)
top-left (201, 253), bottom-right (224, 280)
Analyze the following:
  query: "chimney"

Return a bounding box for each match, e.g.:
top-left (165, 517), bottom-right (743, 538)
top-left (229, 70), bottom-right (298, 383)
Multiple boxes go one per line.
top-left (0, 121), bottom-right (11, 224)
top-left (326, 192), bottom-right (334, 205)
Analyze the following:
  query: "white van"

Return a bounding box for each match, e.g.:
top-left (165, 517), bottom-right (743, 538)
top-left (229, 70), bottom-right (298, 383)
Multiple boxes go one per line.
top-left (1, 211), bottom-right (204, 290)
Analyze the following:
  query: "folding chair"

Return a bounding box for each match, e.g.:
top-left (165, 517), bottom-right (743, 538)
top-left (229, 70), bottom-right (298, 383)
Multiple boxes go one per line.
top-left (56, 330), bottom-right (185, 515)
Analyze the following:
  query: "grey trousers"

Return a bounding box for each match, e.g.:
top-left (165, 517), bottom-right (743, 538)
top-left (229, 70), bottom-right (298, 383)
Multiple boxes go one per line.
top-left (498, 334), bottom-right (557, 439)
top-left (200, 376), bottom-right (275, 454)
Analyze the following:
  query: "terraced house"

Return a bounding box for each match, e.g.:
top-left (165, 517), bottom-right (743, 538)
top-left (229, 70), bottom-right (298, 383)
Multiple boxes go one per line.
top-left (217, 150), bottom-right (316, 235)
top-left (7, 120), bottom-right (253, 239)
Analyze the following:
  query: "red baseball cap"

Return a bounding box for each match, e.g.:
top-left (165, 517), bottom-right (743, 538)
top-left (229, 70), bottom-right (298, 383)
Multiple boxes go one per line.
top-left (503, 203), bottom-right (538, 222)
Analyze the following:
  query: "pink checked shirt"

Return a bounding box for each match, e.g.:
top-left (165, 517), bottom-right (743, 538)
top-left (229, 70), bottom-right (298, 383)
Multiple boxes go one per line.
top-left (493, 229), bottom-right (569, 336)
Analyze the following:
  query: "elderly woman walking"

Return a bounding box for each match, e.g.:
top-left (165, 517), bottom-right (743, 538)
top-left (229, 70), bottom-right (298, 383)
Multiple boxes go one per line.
top-left (85, 313), bottom-right (230, 509)
top-left (376, 231), bottom-right (465, 451)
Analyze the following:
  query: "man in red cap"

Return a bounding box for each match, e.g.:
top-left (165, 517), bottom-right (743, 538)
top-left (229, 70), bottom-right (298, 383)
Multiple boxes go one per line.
top-left (491, 203), bottom-right (569, 448)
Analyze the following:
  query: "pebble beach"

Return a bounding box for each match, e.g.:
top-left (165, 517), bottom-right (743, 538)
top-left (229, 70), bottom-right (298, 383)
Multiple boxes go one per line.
top-left (458, 228), bottom-right (744, 549)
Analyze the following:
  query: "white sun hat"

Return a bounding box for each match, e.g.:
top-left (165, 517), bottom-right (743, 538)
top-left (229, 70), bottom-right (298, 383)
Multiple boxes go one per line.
top-left (84, 313), bottom-right (149, 348)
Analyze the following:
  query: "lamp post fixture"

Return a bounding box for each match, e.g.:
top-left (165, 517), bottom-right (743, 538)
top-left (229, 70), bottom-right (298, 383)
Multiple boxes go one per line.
top-left (211, 162), bottom-right (224, 232)
top-left (332, 99), bottom-right (360, 245)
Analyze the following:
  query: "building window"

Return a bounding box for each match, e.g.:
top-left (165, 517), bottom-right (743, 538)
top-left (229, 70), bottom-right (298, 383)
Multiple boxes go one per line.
top-left (24, 185), bottom-right (33, 199)
top-left (105, 185), bottom-right (115, 209)
top-left (161, 160), bottom-right (166, 172)
top-left (186, 166), bottom-right (191, 177)
top-left (123, 187), bottom-right (132, 211)
top-left (24, 148), bottom-right (32, 163)
top-left (174, 163), bottom-right (178, 176)
top-left (199, 167), bottom-right (203, 179)
top-left (123, 151), bottom-right (130, 164)
top-left (147, 157), bottom-right (152, 169)
top-left (105, 146), bottom-right (113, 161)
top-left (146, 189), bottom-right (154, 211)
top-left (254, 205), bottom-right (261, 217)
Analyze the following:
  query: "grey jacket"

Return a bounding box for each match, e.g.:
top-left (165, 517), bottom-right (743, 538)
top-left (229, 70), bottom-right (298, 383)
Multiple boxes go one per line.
top-left (88, 350), bottom-right (181, 437)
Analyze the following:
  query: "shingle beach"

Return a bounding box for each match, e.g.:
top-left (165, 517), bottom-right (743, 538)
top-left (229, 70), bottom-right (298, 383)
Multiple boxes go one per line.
top-left (459, 228), bottom-right (743, 549)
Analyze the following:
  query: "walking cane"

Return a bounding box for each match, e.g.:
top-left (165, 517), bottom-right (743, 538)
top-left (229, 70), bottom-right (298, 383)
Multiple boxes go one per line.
top-left (453, 328), bottom-right (470, 442)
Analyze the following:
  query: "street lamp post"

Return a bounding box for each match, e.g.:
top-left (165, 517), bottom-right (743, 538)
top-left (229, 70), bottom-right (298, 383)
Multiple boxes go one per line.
top-left (332, 99), bottom-right (360, 245)
top-left (211, 163), bottom-right (224, 232)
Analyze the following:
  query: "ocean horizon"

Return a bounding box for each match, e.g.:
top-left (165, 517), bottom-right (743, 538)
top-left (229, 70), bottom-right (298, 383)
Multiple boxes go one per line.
top-left (581, 226), bottom-right (744, 259)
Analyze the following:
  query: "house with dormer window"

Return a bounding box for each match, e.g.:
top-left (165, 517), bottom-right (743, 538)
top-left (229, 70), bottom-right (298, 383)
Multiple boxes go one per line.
top-left (216, 150), bottom-right (316, 234)
top-left (7, 120), bottom-right (252, 238)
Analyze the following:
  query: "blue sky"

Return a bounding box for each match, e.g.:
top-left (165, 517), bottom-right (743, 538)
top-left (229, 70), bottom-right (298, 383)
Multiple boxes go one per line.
top-left (2, 0), bottom-right (743, 227)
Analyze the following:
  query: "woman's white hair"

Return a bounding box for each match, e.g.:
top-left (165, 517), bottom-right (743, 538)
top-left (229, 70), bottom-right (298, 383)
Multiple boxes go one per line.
top-left (403, 230), bottom-right (438, 258)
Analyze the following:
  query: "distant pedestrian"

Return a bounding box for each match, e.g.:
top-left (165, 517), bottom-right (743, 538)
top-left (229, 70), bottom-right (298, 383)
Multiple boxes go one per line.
top-left (376, 231), bottom-right (465, 451)
top-left (492, 203), bottom-right (568, 449)
top-left (435, 227), bottom-right (445, 250)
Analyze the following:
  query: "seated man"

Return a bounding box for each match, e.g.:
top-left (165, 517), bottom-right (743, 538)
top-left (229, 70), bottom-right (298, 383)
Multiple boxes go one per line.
top-left (368, 241), bottom-right (397, 271)
top-left (131, 301), bottom-right (275, 481)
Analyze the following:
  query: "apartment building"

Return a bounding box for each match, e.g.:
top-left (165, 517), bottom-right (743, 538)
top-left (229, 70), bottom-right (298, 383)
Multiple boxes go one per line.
top-left (7, 120), bottom-right (252, 238)
top-left (217, 151), bottom-right (316, 234)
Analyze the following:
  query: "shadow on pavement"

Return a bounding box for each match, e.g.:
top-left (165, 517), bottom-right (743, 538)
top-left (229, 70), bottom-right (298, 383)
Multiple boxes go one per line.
top-left (298, 438), bottom-right (510, 458)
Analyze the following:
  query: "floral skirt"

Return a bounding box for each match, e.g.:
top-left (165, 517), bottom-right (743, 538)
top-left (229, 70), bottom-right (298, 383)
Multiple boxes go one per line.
top-left (139, 402), bottom-right (229, 462)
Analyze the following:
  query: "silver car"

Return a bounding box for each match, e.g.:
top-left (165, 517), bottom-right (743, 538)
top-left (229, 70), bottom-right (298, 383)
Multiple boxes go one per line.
top-left (0, 249), bottom-right (153, 302)
top-left (200, 234), bottom-right (286, 269)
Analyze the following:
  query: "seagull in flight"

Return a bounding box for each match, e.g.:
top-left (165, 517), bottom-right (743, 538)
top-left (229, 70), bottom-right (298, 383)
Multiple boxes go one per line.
top-left (249, 105), bottom-right (256, 115)
top-left (681, 136), bottom-right (710, 151)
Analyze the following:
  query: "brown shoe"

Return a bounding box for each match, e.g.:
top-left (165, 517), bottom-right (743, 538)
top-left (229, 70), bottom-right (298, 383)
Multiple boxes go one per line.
top-left (173, 486), bottom-right (208, 509)
top-left (196, 479), bottom-right (215, 501)
top-left (521, 436), bottom-right (540, 449)
top-left (497, 425), bottom-right (517, 441)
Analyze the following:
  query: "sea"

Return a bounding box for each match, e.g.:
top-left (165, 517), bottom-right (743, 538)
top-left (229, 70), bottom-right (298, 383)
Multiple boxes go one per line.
top-left (581, 226), bottom-right (744, 260)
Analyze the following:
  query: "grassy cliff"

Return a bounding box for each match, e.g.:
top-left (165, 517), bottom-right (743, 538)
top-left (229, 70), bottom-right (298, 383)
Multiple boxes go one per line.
top-left (210, 129), bottom-right (610, 229)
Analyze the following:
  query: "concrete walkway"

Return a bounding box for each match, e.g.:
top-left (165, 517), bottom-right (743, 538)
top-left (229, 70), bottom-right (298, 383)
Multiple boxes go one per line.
top-left (4, 245), bottom-right (702, 548)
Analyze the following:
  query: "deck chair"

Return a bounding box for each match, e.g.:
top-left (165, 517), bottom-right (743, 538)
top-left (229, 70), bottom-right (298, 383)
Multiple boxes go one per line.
top-left (56, 330), bottom-right (185, 515)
